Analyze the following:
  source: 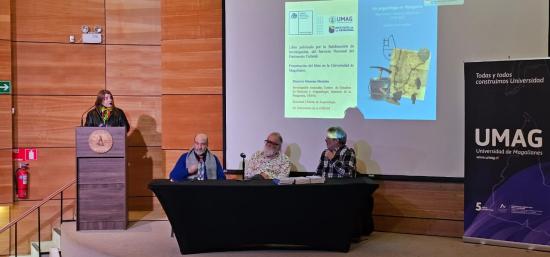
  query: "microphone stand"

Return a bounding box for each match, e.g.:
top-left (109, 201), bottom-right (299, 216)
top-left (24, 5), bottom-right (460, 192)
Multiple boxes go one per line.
top-left (240, 153), bottom-right (246, 180)
top-left (80, 105), bottom-right (96, 127)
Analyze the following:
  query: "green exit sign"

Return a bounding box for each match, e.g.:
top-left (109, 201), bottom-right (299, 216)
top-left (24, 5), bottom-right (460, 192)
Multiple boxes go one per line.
top-left (0, 81), bottom-right (11, 94)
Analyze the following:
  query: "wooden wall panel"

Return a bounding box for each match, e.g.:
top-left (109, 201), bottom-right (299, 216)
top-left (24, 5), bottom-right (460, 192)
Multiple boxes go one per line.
top-left (161, 0), bottom-right (221, 40)
top-left (373, 181), bottom-right (464, 220)
top-left (14, 96), bottom-right (95, 147)
top-left (14, 0), bottom-right (104, 43)
top-left (0, 0), bottom-right (10, 40)
top-left (0, 95), bottom-right (11, 150)
top-left (162, 0), bottom-right (220, 16)
top-left (17, 148), bottom-right (76, 201)
top-left (14, 43), bottom-right (105, 95)
top-left (106, 0), bottom-right (161, 45)
top-left (0, 40), bottom-right (10, 81)
top-left (117, 96), bottom-right (161, 147)
top-left (161, 95), bottom-right (222, 150)
top-left (164, 149), bottom-right (223, 178)
top-left (127, 146), bottom-right (163, 197)
top-left (374, 216), bottom-right (463, 237)
top-left (0, 0), bottom-right (12, 206)
top-left (106, 45), bottom-right (161, 96)
top-left (128, 196), bottom-right (166, 220)
top-left (0, 96), bottom-right (12, 204)
top-left (162, 38), bottom-right (221, 94)
top-left (0, 150), bottom-right (12, 203)
top-left (372, 181), bottom-right (464, 237)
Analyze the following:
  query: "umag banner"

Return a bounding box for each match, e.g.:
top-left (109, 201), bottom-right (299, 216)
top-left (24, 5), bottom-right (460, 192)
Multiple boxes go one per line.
top-left (464, 59), bottom-right (550, 246)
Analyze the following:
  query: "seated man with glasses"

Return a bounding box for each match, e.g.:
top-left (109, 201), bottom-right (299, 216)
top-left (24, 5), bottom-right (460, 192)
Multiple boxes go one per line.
top-left (245, 132), bottom-right (291, 180)
top-left (316, 126), bottom-right (357, 178)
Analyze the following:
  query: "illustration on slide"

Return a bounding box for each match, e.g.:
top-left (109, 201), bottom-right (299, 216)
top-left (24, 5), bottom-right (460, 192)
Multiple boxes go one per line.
top-left (368, 35), bottom-right (431, 106)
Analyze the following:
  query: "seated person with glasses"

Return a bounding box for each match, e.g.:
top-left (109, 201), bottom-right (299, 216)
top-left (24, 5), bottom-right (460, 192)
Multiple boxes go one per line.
top-left (316, 126), bottom-right (357, 178)
top-left (245, 132), bottom-right (291, 180)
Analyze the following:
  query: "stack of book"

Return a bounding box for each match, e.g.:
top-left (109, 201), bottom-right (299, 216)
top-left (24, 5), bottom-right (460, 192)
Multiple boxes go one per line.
top-left (273, 177), bottom-right (294, 185)
top-left (306, 175), bottom-right (325, 184)
top-left (273, 176), bottom-right (326, 185)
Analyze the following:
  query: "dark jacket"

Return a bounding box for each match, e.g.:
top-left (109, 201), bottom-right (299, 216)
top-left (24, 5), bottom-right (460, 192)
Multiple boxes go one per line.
top-left (85, 106), bottom-right (130, 132)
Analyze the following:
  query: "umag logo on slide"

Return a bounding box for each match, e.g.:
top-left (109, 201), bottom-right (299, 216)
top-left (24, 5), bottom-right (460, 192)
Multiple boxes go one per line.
top-left (328, 15), bottom-right (355, 34)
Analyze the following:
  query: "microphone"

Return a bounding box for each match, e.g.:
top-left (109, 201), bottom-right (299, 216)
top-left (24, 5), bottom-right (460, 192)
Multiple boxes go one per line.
top-left (80, 105), bottom-right (96, 127)
top-left (240, 153), bottom-right (246, 180)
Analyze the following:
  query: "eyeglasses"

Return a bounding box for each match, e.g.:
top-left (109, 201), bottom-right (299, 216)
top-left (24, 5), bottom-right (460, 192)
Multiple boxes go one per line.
top-left (264, 140), bottom-right (280, 147)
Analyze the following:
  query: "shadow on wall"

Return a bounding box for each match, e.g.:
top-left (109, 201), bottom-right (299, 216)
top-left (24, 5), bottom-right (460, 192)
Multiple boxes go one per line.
top-left (127, 115), bottom-right (160, 212)
top-left (354, 140), bottom-right (380, 174)
top-left (285, 143), bottom-right (306, 172)
top-left (342, 107), bottom-right (381, 175)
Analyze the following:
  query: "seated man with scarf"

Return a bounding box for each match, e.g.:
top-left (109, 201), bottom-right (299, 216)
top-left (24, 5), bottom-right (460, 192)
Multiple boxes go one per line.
top-left (169, 133), bottom-right (225, 181)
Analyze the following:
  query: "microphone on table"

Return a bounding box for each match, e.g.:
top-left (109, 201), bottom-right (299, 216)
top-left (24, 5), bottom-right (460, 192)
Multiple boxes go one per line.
top-left (240, 153), bottom-right (246, 180)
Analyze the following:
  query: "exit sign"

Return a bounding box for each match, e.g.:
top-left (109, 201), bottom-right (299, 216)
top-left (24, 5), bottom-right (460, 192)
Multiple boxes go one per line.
top-left (0, 81), bottom-right (11, 94)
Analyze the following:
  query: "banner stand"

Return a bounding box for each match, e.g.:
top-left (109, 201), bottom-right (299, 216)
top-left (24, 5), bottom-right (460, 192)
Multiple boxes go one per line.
top-left (464, 236), bottom-right (550, 252)
top-left (464, 58), bottom-right (550, 251)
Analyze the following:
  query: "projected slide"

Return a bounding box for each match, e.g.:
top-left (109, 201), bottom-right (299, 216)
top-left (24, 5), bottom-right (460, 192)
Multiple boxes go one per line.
top-left (285, 0), bottom-right (438, 120)
top-left (285, 0), bottom-right (358, 119)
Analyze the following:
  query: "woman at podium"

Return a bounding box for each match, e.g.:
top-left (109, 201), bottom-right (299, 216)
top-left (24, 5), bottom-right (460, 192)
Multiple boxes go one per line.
top-left (84, 89), bottom-right (130, 132)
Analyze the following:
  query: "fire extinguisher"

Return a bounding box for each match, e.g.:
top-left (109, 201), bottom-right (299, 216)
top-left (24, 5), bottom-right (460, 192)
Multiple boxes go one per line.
top-left (15, 163), bottom-right (29, 199)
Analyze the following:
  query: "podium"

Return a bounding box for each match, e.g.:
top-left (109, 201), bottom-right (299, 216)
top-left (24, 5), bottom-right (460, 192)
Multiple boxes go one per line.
top-left (76, 127), bottom-right (127, 230)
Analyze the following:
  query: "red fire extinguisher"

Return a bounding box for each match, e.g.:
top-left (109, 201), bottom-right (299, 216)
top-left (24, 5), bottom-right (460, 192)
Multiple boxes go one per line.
top-left (16, 163), bottom-right (29, 199)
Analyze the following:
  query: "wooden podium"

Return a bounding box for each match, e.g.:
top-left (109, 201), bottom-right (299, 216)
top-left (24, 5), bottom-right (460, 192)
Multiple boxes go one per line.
top-left (76, 127), bottom-right (127, 230)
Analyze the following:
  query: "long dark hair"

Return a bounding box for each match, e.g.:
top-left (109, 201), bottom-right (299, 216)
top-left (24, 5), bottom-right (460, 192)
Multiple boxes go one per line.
top-left (94, 89), bottom-right (115, 108)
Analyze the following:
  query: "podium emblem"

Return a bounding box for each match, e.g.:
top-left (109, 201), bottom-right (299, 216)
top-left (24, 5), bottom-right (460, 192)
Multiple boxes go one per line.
top-left (88, 130), bottom-right (114, 153)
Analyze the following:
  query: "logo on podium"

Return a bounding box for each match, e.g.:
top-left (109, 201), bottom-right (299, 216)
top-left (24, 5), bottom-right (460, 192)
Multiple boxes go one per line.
top-left (88, 130), bottom-right (114, 153)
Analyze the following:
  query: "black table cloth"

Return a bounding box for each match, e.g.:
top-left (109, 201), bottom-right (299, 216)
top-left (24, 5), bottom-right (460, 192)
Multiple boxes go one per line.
top-left (149, 177), bottom-right (378, 254)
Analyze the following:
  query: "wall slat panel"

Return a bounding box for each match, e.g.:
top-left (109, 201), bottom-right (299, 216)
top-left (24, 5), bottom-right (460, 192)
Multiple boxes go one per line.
top-left (162, 38), bottom-right (221, 94)
top-left (14, 0), bottom-right (104, 43)
top-left (106, 45), bottom-right (161, 96)
top-left (162, 0), bottom-right (220, 16)
top-left (0, 150), bottom-right (12, 203)
top-left (128, 196), bottom-right (166, 220)
top-left (0, 0), bottom-right (12, 205)
top-left (14, 43), bottom-right (105, 95)
top-left (106, 0), bottom-right (161, 45)
top-left (0, 40), bottom-right (10, 81)
top-left (162, 9), bottom-right (222, 40)
top-left (0, 95), bottom-right (11, 150)
top-left (0, 0), bottom-right (10, 40)
top-left (117, 96), bottom-right (161, 147)
top-left (373, 181), bottom-right (464, 220)
top-left (127, 146), bottom-right (163, 197)
top-left (161, 0), bottom-right (221, 40)
top-left (374, 215), bottom-right (463, 237)
top-left (161, 95), bottom-right (222, 150)
top-left (14, 96), bottom-right (95, 147)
